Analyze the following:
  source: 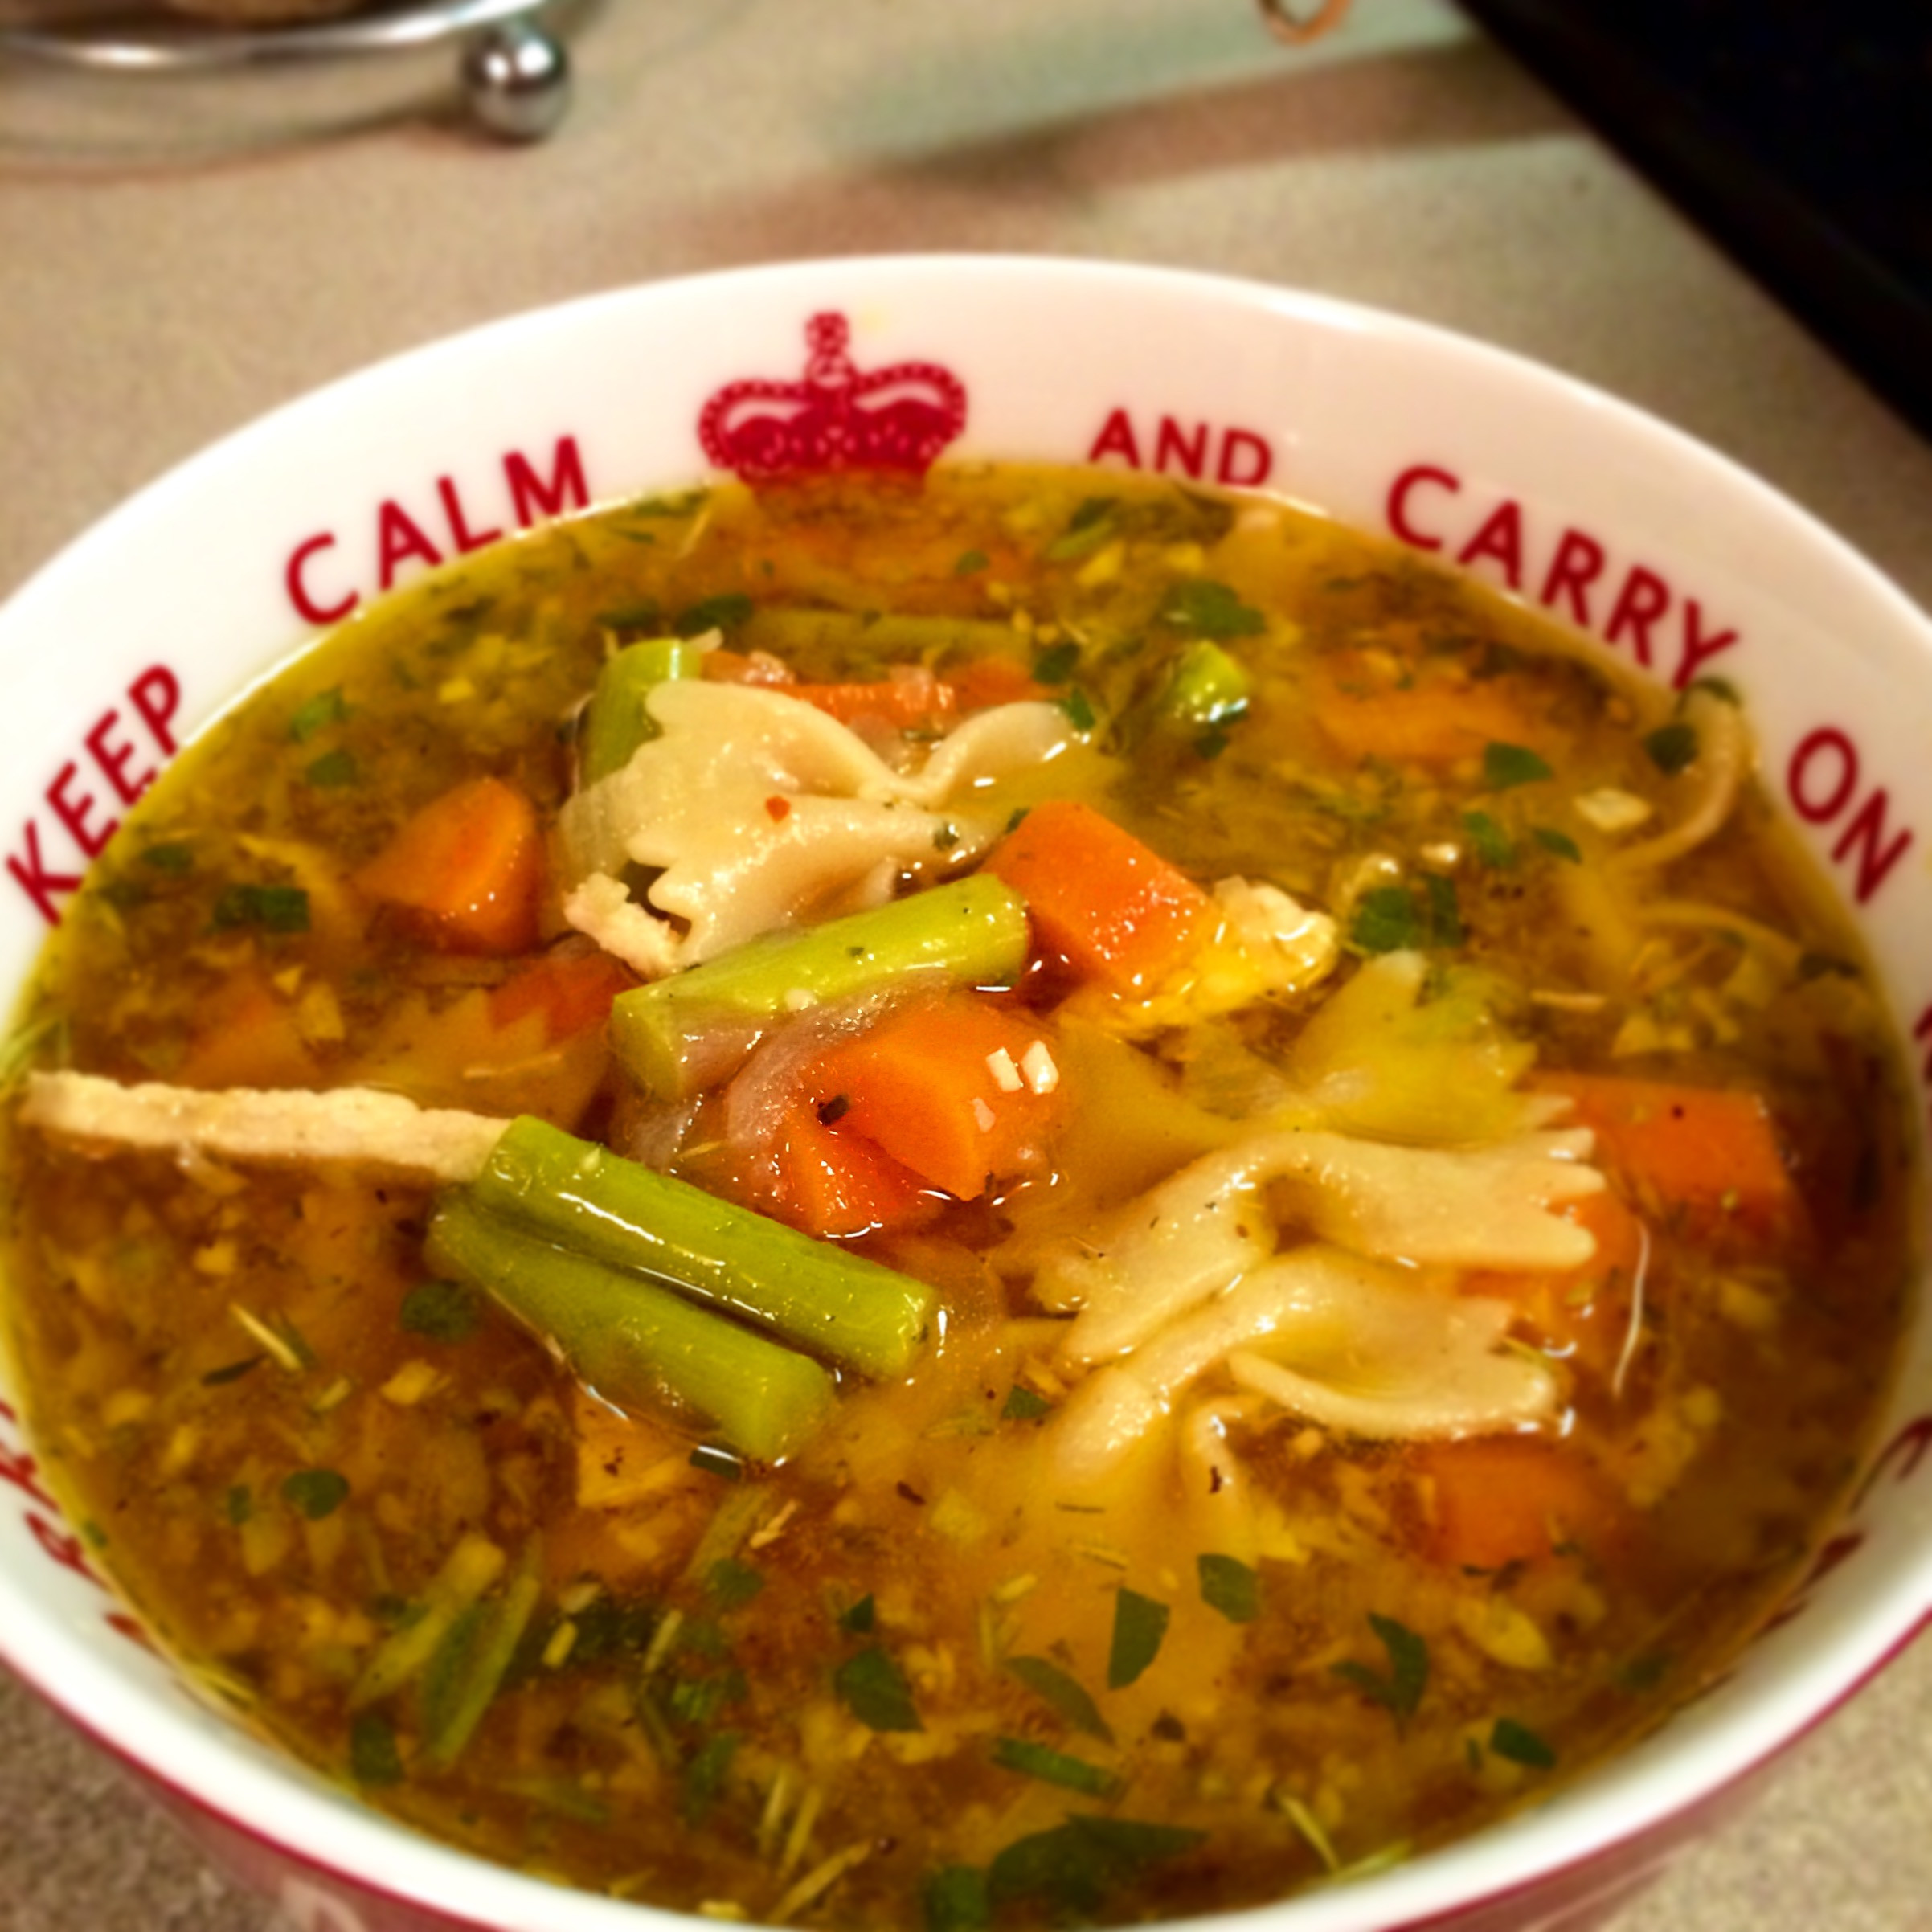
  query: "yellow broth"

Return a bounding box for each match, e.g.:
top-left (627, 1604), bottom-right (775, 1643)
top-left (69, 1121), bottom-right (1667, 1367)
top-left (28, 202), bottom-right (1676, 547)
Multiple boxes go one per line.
top-left (0, 466), bottom-right (1916, 1926)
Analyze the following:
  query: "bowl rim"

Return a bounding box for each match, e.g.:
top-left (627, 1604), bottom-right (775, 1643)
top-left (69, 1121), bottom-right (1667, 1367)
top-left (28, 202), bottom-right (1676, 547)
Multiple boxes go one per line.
top-left (3, 249), bottom-right (1932, 1932)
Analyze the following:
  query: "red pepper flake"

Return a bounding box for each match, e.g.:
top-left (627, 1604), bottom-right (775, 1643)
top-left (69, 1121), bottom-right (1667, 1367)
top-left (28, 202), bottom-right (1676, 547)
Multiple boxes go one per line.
top-left (764, 795), bottom-right (792, 822)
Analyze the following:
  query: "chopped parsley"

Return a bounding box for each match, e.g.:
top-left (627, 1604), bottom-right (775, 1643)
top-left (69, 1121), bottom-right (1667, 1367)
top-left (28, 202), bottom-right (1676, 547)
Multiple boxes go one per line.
top-left (399, 1279), bottom-right (481, 1344)
top-left (834, 1644), bottom-right (922, 1732)
top-left (1350, 875), bottom-right (1463, 953)
top-left (1488, 1717), bottom-right (1557, 1768)
top-left (1001, 1384), bottom-right (1052, 1423)
top-left (1197, 1552), bottom-right (1260, 1624)
top-left (1481, 740), bottom-right (1554, 789)
top-left (1533, 825), bottom-right (1582, 863)
top-left (303, 747), bottom-right (361, 788)
top-left (1643, 720), bottom-right (1701, 775)
top-left (1159, 579), bottom-right (1264, 639)
top-left (988, 1815), bottom-right (1206, 1918)
top-left (1004, 1655), bottom-right (1113, 1742)
top-left (923, 1864), bottom-right (991, 1932)
top-left (991, 1736), bottom-right (1122, 1799)
top-left (289, 686), bottom-right (349, 743)
top-left (1107, 1586), bottom-right (1169, 1689)
top-left (280, 1467), bottom-right (350, 1521)
top-left (705, 1557), bottom-right (764, 1611)
top-left (952, 548), bottom-right (989, 578)
top-left (1330, 1612), bottom-right (1430, 1728)
top-left (211, 882), bottom-right (311, 934)
top-left (1032, 641), bottom-right (1081, 684)
top-left (349, 1711), bottom-right (404, 1787)
top-left (1462, 808), bottom-right (1517, 868)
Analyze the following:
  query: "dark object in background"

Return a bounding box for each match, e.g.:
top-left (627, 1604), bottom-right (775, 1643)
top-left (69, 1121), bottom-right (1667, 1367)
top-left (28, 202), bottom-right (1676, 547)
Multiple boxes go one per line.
top-left (1456, 0), bottom-right (1932, 444)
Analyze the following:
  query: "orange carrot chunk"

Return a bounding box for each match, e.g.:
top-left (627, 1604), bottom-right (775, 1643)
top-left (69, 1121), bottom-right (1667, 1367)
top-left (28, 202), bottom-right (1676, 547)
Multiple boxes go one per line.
top-left (1538, 1071), bottom-right (1799, 1241)
top-left (788, 677), bottom-right (958, 733)
top-left (355, 776), bottom-right (544, 956)
top-left (1309, 653), bottom-right (1547, 769)
top-left (1417, 1435), bottom-right (1625, 1572)
top-left (489, 950), bottom-right (636, 1043)
top-left (1462, 1185), bottom-right (1647, 1365)
top-left (981, 798), bottom-right (1211, 993)
top-left (773, 1099), bottom-right (937, 1238)
top-left (809, 993), bottom-right (1060, 1201)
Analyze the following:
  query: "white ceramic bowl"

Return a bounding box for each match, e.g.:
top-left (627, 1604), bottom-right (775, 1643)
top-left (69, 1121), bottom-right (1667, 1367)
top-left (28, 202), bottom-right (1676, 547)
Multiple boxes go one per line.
top-left (2, 256), bottom-right (1930, 1932)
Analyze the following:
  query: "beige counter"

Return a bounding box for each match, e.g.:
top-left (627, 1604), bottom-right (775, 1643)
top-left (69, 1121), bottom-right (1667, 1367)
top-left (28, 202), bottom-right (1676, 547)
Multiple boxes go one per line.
top-left (3, 3), bottom-right (1932, 1928)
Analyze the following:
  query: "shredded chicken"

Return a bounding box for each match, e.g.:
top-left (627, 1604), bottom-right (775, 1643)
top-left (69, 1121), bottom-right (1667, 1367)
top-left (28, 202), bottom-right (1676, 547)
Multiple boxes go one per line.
top-left (20, 1070), bottom-right (506, 1184)
top-left (559, 684), bottom-right (1072, 976)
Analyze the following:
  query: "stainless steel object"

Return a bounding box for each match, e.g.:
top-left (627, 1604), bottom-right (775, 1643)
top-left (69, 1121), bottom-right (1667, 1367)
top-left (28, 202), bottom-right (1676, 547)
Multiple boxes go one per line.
top-left (0, 1), bottom-right (579, 142)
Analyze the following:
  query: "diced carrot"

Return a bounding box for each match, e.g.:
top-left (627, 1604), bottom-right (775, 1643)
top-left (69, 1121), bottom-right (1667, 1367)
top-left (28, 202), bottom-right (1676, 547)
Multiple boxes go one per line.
top-left (1537, 1071), bottom-right (1800, 1242)
top-left (808, 993), bottom-right (1061, 1201)
top-left (788, 677), bottom-right (958, 732)
top-left (980, 798), bottom-right (1211, 994)
top-left (354, 776), bottom-right (544, 955)
top-left (1311, 655), bottom-right (1545, 768)
top-left (174, 967), bottom-right (320, 1091)
top-left (772, 1099), bottom-right (937, 1238)
top-left (946, 656), bottom-right (1044, 713)
top-left (489, 950), bottom-right (636, 1044)
top-left (1463, 1185), bottom-right (1647, 1364)
top-left (1415, 1435), bottom-right (1626, 1572)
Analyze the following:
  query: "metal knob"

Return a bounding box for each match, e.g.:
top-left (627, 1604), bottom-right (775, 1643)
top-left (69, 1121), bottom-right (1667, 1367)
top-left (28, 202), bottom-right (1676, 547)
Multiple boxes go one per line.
top-left (461, 18), bottom-right (570, 142)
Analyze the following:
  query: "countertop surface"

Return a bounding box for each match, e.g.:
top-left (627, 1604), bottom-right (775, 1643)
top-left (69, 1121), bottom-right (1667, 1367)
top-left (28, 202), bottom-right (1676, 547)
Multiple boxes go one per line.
top-left (3, 3), bottom-right (1931, 1930)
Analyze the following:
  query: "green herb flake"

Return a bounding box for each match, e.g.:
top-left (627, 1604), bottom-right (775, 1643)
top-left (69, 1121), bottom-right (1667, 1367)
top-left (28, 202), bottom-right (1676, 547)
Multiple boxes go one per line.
top-left (140, 841), bottom-right (195, 874)
top-left (1533, 826), bottom-right (1582, 864)
top-left (706, 1557), bottom-right (765, 1611)
top-left (840, 1593), bottom-right (877, 1635)
top-left (1350, 878), bottom-right (1463, 954)
top-left (1488, 1717), bottom-right (1557, 1769)
top-left (349, 1710), bottom-right (404, 1787)
top-left (1108, 1586), bottom-right (1170, 1689)
top-left (1059, 688), bottom-right (1098, 733)
top-left (1330, 1612), bottom-right (1430, 1727)
top-left (1462, 808), bottom-right (1517, 868)
top-left (923, 1864), bottom-right (992, 1932)
top-left (1482, 741), bottom-right (1554, 790)
top-left (1612, 1652), bottom-right (1673, 1696)
top-left (212, 883), bottom-right (312, 934)
top-left (289, 687), bottom-right (349, 743)
top-left (1001, 1385), bottom-right (1052, 1423)
top-left (673, 593), bottom-right (755, 637)
top-left (1643, 720), bottom-right (1701, 775)
top-left (280, 1467), bottom-right (350, 1521)
top-left (202, 1353), bottom-right (266, 1388)
top-left (1160, 579), bottom-right (1265, 640)
top-left (303, 747), bottom-right (361, 789)
top-left (1032, 641), bottom-right (1081, 685)
top-left (679, 1729), bottom-right (742, 1824)
top-left (991, 1734), bottom-right (1122, 1799)
top-left (834, 1644), bottom-right (922, 1732)
top-left (1194, 727), bottom-right (1231, 760)
top-left (953, 549), bottom-right (990, 579)
top-left (989, 1815), bottom-right (1207, 1918)
top-left (1197, 1552), bottom-right (1260, 1624)
top-left (1004, 1655), bottom-right (1113, 1742)
top-left (399, 1279), bottom-right (481, 1344)
top-left (224, 1484), bottom-right (253, 1526)
top-left (1046, 497), bottom-right (1119, 562)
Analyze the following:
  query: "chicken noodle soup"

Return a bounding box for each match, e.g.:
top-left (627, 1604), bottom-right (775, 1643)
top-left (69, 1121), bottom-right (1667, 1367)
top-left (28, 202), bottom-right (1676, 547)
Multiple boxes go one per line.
top-left (0, 465), bottom-right (1914, 1926)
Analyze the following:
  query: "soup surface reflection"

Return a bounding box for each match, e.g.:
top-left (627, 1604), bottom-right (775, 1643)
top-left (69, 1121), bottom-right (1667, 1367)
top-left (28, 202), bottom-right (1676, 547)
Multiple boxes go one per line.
top-left (1, 465), bottom-right (1915, 1927)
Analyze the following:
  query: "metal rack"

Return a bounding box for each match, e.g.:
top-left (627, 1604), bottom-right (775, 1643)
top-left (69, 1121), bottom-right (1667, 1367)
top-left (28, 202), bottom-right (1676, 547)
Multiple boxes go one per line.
top-left (0, 0), bottom-right (579, 141)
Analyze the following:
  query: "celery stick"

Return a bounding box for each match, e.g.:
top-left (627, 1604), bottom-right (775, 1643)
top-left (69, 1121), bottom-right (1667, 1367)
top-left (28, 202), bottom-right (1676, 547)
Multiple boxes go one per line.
top-left (1164, 641), bottom-right (1250, 728)
top-left (579, 636), bottom-right (707, 784)
top-left (610, 875), bottom-right (1030, 1103)
top-left (467, 1117), bottom-right (935, 1379)
top-left (424, 1194), bottom-right (837, 1462)
top-left (422, 1537), bottom-right (545, 1770)
top-left (350, 1531), bottom-right (506, 1709)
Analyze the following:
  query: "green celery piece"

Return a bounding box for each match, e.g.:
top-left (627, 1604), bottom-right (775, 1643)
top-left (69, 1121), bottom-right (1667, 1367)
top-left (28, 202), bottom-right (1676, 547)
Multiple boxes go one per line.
top-left (1163, 640), bottom-right (1250, 729)
top-left (425, 1192), bottom-right (837, 1463)
top-left (609, 875), bottom-right (1030, 1104)
top-left (423, 1537), bottom-right (546, 1770)
top-left (464, 1117), bottom-right (935, 1379)
top-left (579, 636), bottom-right (708, 784)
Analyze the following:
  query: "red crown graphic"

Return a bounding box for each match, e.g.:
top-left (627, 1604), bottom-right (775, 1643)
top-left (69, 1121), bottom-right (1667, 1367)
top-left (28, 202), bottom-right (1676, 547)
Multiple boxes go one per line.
top-left (698, 313), bottom-right (968, 483)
